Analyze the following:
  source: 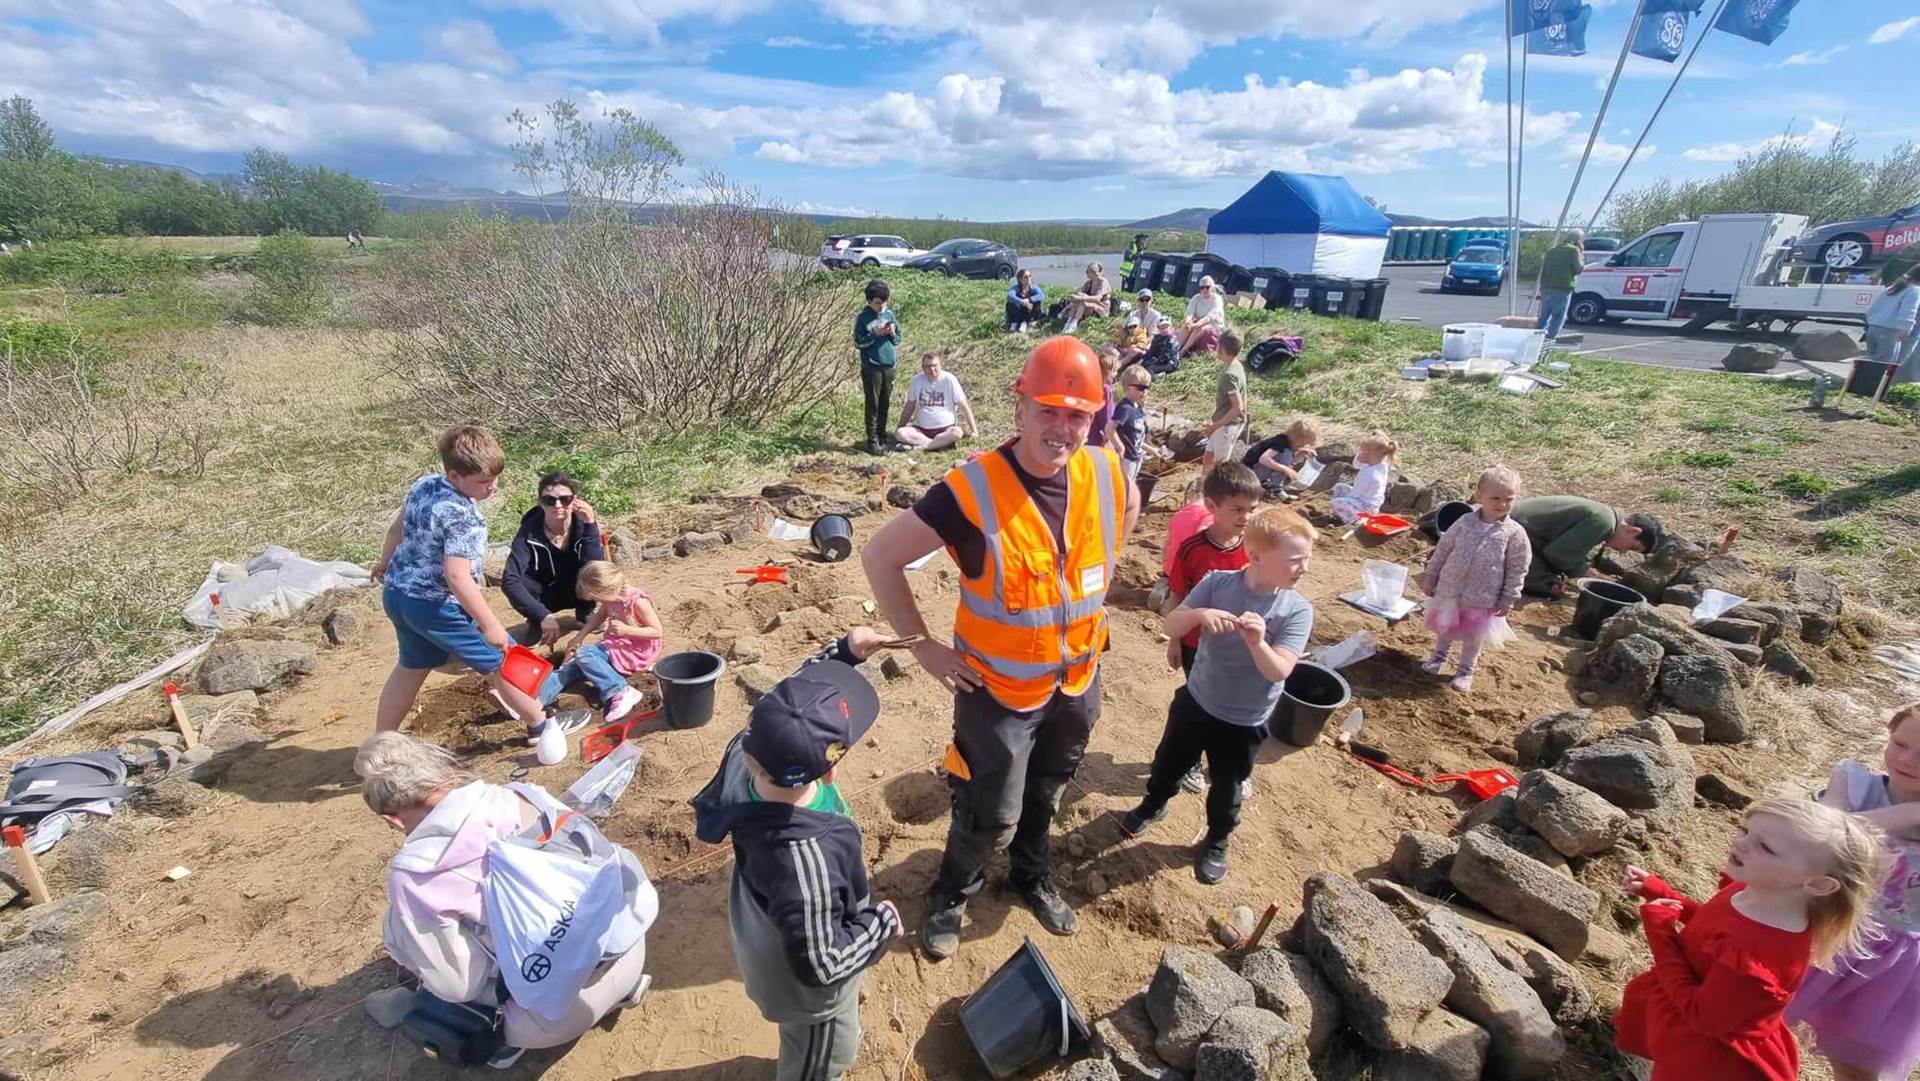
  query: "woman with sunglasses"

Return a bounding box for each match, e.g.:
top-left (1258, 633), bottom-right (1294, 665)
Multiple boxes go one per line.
top-left (501, 471), bottom-right (605, 647)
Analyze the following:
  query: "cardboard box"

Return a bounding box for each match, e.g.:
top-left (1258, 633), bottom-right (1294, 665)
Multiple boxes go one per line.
top-left (1228, 292), bottom-right (1268, 310)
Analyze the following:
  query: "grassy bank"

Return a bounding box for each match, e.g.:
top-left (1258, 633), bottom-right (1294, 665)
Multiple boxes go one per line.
top-left (775, 214), bottom-right (1202, 257)
top-left (0, 254), bottom-right (1913, 744)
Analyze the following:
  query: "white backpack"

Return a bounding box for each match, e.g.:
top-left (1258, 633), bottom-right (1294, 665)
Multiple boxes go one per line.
top-left (482, 783), bottom-right (657, 1021)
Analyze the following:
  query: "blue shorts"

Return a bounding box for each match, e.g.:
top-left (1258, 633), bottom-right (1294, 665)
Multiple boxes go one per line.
top-left (384, 586), bottom-right (503, 673)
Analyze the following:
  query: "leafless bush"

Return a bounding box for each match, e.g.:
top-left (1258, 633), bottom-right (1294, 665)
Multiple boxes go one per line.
top-left (384, 177), bottom-right (848, 437)
top-left (0, 312), bottom-right (217, 495)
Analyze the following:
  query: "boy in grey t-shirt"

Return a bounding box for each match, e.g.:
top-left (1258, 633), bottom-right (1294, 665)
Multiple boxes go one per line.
top-left (1121, 504), bottom-right (1317, 884)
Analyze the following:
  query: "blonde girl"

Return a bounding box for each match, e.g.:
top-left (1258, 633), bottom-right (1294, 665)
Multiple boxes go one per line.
top-left (535, 561), bottom-right (663, 722)
top-left (1329, 432), bottom-right (1400, 523)
top-left (1419, 466), bottom-right (1531, 692)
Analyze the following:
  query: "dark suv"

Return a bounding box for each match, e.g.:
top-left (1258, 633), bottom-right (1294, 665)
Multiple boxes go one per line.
top-left (903, 238), bottom-right (1018, 279)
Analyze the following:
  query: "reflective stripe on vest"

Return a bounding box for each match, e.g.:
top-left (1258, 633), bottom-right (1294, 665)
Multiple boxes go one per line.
top-left (944, 445), bottom-right (1124, 711)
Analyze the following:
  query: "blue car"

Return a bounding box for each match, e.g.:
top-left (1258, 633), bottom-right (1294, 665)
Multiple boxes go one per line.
top-left (1441, 244), bottom-right (1506, 294)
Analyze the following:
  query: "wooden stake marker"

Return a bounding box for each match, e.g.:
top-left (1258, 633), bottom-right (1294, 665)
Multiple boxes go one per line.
top-left (2, 824), bottom-right (51, 906)
top-left (162, 680), bottom-right (199, 750)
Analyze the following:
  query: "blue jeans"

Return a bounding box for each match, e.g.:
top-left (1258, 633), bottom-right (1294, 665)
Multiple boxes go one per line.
top-left (537, 643), bottom-right (628, 706)
top-left (384, 586), bottom-right (503, 672)
top-left (1536, 289), bottom-right (1573, 339)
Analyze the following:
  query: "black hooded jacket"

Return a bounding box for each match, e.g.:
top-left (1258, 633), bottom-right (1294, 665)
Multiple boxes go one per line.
top-left (500, 506), bottom-right (604, 623)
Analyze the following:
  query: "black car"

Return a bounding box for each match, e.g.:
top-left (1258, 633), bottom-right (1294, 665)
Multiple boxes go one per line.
top-left (903, 238), bottom-right (1018, 279)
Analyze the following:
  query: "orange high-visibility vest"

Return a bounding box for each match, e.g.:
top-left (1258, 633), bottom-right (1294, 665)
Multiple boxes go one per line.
top-left (943, 444), bottom-right (1125, 711)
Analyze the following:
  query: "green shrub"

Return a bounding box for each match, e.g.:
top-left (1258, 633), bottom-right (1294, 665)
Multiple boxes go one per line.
top-left (0, 241), bottom-right (187, 292)
top-left (1654, 486), bottom-right (1687, 503)
top-left (241, 229), bottom-right (327, 325)
top-left (1679, 449), bottom-right (1736, 468)
top-left (1888, 383), bottom-right (1920, 409)
top-left (1818, 521), bottom-right (1875, 552)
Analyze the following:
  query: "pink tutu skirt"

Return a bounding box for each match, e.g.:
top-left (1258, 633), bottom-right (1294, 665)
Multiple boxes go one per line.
top-left (1423, 597), bottom-right (1514, 649)
top-left (1786, 928), bottom-right (1920, 1076)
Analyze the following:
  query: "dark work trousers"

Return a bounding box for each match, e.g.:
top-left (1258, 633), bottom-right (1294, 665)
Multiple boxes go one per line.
top-left (1141, 685), bottom-right (1266, 842)
top-left (933, 673), bottom-right (1102, 905)
top-left (860, 363), bottom-right (893, 446)
top-left (1004, 299), bottom-right (1042, 330)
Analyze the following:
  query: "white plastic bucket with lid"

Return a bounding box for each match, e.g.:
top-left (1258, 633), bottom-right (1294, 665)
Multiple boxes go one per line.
top-left (1479, 327), bottom-right (1547, 369)
top-left (1442, 323), bottom-right (1492, 362)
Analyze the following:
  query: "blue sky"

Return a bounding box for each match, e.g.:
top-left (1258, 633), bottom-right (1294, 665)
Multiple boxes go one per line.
top-left (2, 1), bottom-right (1912, 224)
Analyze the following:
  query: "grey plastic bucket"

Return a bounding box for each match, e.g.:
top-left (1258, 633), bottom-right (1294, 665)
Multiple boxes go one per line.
top-left (1270, 661), bottom-right (1353, 747)
top-left (1573, 578), bottom-right (1643, 640)
top-left (654, 651), bottom-right (726, 729)
top-left (959, 937), bottom-right (1090, 1079)
top-left (810, 513), bottom-right (854, 562)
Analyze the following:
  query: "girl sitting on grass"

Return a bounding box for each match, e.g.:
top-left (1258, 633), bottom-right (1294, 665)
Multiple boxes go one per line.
top-left (1614, 797), bottom-right (1888, 1081)
top-left (533, 561), bottom-right (662, 723)
top-left (1419, 465), bottom-right (1531, 693)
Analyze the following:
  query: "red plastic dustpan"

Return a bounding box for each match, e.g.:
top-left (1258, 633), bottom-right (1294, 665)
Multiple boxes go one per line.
top-left (1431, 768), bottom-right (1519, 801)
top-left (498, 645), bottom-right (553, 698)
top-left (1356, 513), bottom-right (1412, 537)
top-left (582, 708), bottom-right (661, 765)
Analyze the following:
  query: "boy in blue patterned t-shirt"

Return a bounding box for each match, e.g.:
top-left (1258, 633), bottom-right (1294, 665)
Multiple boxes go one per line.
top-left (372, 426), bottom-right (585, 765)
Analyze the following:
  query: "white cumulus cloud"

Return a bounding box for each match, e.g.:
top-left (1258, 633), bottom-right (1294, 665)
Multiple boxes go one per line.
top-left (1868, 16), bottom-right (1919, 45)
top-left (430, 19), bottom-right (516, 73)
top-left (1682, 119), bottom-right (1842, 163)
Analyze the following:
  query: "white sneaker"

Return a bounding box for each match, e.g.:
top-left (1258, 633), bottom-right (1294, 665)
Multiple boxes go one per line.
top-left (618, 973), bottom-right (652, 1010)
top-left (486, 1045), bottom-right (526, 1070)
top-left (604, 687), bottom-right (643, 724)
top-left (533, 720), bottom-right (568, 765)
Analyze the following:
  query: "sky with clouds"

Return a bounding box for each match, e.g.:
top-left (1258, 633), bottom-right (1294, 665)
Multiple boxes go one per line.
top-left (2, 0), bottom-right (1912, 224)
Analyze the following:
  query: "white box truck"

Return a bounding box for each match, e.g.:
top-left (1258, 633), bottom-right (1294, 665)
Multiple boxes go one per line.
top-left (1569, 212), bottom-right (1884, 332)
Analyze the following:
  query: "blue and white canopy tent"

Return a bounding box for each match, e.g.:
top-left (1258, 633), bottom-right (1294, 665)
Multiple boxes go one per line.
top-left (1204, 172), bottom-right (1393, 280)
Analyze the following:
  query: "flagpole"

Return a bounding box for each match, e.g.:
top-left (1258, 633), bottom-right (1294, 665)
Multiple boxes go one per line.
top-left (1511, 43), bottom-right (1530, 316)
top-left (1583, 0), bottom-right (1729, 229)
top-left (1532, 4), bottom-right (1645, 301)
top-left (1504, 0), bottom-right (1516, 317)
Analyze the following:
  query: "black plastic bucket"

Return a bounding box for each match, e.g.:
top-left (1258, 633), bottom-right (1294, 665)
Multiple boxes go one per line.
top-left (654, 651), bottom-right (726, 729)
top-left (810, 513), bottom-right (854, 562)
top-left (1572, 578), bottom-right (1643, 640)
top-left (1134, 472), bottom-right (1159, 504)
top-left (960, 937), bottom-right (1090, 1079)
top-left (1270, 661), bottom-right (1352, 747)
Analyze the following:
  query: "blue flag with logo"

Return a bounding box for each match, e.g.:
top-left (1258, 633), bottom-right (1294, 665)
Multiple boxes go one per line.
top-left (1638, 0), bottom-right (1704, 12)
top-left (1714, 0), bottom-right (1799, 44)
top-left (1511, 0), bottom-right (1577, 35)
top-left (1632, 7), bottom-right (1692, 60)
top-left (1527, 4), bottom-right (1592, 55)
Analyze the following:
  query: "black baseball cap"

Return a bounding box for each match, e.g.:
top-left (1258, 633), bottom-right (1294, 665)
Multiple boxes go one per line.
top-left (743, 660), bottom-right (880, 788)
top-left (1625, 512), bottom-right (1663, 554)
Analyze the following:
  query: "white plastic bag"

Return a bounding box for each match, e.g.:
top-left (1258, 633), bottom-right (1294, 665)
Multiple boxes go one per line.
top-left (1292, 458), bottom-right (1324, 488)
top-left (563, 742), bottom-right (642, 819)
top-left (483, 783), bottom-right (657, 1021)
top-left (1315, 631), bottom-right (1377, 671)
top-left (1690, 589), bottom-right (1746, 623)
top-left (182, 545), bottom-right (371, 629)
top-left (1362, 560), bottom-right (1408, 610)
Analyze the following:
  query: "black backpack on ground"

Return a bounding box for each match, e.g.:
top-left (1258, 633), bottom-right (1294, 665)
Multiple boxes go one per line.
top-left (1245, 335), bottom-right (1301, 374)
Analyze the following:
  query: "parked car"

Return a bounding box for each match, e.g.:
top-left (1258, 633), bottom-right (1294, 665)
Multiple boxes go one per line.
top-left (902, 238), bottom-right (1019, 280)
top-left (1441, 244), bottom-right (1505, 294)
top-left (1582, 235), bottom-right (1620, 260)
top-left (820, 234), bottom-right (922, 269)
top-left (1790, 203), bottom-right (1920, 270)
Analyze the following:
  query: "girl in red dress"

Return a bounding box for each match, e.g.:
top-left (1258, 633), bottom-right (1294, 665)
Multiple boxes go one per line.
top-left (1613, 796), bottom-right (1889, 1081)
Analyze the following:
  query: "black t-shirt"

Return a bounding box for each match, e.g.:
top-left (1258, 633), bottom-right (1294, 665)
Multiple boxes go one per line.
top-left (913, 443), bottom-right (1068, 579)
top-left (1242, 432), bottom-right (1292, 470)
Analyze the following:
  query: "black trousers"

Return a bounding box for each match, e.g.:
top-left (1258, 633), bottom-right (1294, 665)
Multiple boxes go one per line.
top-left (1005, 299), bottom-right (1042, 329)
top-left (1141, 685), bottom-right (1265, 842)
top-left (933, 674), bottom-right (1101, 904)
top-left (860, 364), bottom-right (893, 445)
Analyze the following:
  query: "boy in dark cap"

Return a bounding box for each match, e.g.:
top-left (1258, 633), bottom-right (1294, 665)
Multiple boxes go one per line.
top-left (692, 629), bottom-right (904, 1081)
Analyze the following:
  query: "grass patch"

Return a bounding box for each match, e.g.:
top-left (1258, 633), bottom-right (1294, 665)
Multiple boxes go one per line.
top-left (1654, 486), bottom-right (1688, 503)
top-left (1680, 450), bottom-right (1737, 468)
top-left (1818, 521), bottom-right (1877, 552)
top-left (1736, 441), bottom-right (1786, 459)
top-left (1774, 470), bottom-right (1835, 498)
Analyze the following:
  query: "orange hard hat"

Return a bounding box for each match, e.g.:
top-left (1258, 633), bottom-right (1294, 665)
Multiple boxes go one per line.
top-left (1014, 336), bottom-right (1103, 413)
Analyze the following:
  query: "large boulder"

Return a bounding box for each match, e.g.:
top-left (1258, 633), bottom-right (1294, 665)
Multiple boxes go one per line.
top-left (1238, 949), bottom-right (1341, 1057)
top-left (1556, 736), bottom-right (1694, 819)
top-left (1791, 326), bottom-right (1860, 362)
top-left (1649, 711), bottom-right (1706, 746)
top-left (1374, 1008), bottom-right (1488, 1081)
top-left (1656, 654), bottom-right (1748, 742)
top-left (1514, 709), bottom-right (1594, 770)
top-left (1391, 830), bottom-right (1458, 896)
top-left (1729, 602), bottom-right (1801, 645)
top-left (1595, 604), bottom-right (1754, 688)
top-left (1065, 1060), bottom-right (1124, 1081)
top-left (1514, 771), bottom-right (1629, 857)
top-left (1762, 641), bottom-right (1815, 685)
top-left (1775, 565), bottom-right (1842, 616)
top-left (1449, 830), bottom-right (1599, 960)
top-left (1676, 554), bottom-right (1757, 597)
top-left (195, 637), bottom-right (315, 695)
top-left (1721, 343), bottom-right (1783, 373)
top-left (1415, 907), bottom-right (1565, 1078)
top-left (1454, 788), bottom-right (1523, 837)
top-left (1483, 933), bottom-right (1596, 1026)
top-left (1597, 535), bottom-right (1710, 600)
top-left (1195, 1006), bottom-right (1308, 1081)
top-left (1299, 872), bottom-right (1453, 1050)
top-left (1697, 617), bottom-right (1765, 645)
top-left (1146, 947), bottom-right (1256, 1070)
top-left (1582, 632), bottom-right (1664, 702)
top-left (1094, 994), bottom-right (1185, 1081)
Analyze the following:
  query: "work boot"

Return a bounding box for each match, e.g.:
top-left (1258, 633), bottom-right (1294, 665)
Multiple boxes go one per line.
top-left (1119, 802), bottom-right (1167, 838)
top-left (1196, 837), bottom-right (1230, 885)
top-left (1016, 879), bottom-right (1076, 936)
top-left (921, 898), bottom-right (966, 960)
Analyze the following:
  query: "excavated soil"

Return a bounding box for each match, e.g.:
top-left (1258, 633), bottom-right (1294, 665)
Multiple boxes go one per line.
top-left (2, 460), bottom-right (1915, 1081)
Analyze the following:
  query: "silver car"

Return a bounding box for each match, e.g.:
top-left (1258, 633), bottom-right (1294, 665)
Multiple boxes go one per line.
top-left (820, 233), bottom-right (923, 269)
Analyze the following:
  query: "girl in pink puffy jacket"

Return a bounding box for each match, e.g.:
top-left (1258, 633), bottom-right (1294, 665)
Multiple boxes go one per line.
top-left (1419, 465), bottom-right (1532, 693)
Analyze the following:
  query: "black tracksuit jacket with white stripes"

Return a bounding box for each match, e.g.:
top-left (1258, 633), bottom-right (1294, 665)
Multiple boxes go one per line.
top-left (692, 639), bottom-right (901, 1002)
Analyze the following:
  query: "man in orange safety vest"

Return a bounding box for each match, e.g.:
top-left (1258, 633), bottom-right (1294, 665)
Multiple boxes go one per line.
top-left (863, 336), bottom-right (1138, 960)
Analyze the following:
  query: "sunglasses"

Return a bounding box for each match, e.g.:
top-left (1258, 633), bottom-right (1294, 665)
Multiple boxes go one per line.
top-left (539, 493), bottom-right (575, 507)
top-left (1126, 383), bottom-right (1151, 391)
